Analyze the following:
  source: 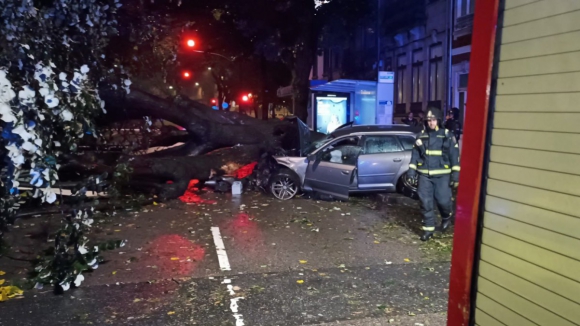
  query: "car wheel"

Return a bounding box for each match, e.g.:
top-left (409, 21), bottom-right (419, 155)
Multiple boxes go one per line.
top-left (397, 172), bottom-right (418, 198)
top-left (269, 168), bottom-right (300, 200)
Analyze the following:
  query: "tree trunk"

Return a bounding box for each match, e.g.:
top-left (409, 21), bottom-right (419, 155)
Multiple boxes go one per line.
top-left (128, 144), bottom-right (264, 199)
top-left (290, 6), bottom-right (320, 122)
top-left (99, 88), bottom-right (302, 157)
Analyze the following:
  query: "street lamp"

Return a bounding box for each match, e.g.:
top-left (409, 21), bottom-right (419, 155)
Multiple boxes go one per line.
top-left (195, 82), bottom-right (199, 86)
top-left (182, 71), bottom-right (192, 79)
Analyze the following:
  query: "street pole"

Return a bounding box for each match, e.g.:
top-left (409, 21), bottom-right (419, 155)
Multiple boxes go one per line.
top-left (446, 0), bottom-right (455, 116)
top-left (377, 0), bottom-right (381, 75)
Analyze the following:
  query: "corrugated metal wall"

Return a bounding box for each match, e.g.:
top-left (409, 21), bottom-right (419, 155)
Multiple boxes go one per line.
top-left (474, 0), bottom-right (580, 325)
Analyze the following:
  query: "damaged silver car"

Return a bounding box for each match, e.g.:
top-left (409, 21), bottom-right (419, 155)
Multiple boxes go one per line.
top-left (269, 125), bottom-right (420, 200)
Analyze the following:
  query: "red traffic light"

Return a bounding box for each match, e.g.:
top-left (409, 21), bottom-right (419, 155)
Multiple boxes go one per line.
top-left (186, 39), bottom-right (195, 47)
top-left (242, 95), bottom-right (249, 102)
top-left (182, 71), bottom-right (191, 79)
top-left (211, 99), bottom-right (217, 104)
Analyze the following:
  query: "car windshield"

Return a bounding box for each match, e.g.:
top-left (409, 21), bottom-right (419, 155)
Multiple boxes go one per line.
top-left (305, 134), bottom-right (335, 154)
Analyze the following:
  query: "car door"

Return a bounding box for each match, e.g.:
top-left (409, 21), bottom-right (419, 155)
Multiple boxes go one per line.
top-left (356, 134), bottom-right (405, 190)
top-left (304, 136), bottom-right (362, 200)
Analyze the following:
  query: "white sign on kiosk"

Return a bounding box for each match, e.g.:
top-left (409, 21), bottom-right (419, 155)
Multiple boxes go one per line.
top-left (376, 71), bottom-right (394, 124)
top-left (378, 71), bottom-right (394, 84)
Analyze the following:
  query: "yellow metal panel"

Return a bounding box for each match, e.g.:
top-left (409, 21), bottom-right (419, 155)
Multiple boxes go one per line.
top-left (497, 71), bottom-right (580, 94)
top-left (485, 196), bottom-right (580, 240)
top-left (492, 129), bottom-right (580, 155)
top-left (500, 30), bottom-right (580, 61)
top-left (499, 51), bottom-right (580, 78)
top-left (482, 228), bottom-right (580, 282)
top-left (502, 9), bottom-right (580, 44)
top-left (478, 273), bottom-right (578, 326)
top-left (484, 212), bottom-right (580, 260)
top-left (504, 0), bottom-right (580, 26)
top-left (487, 179), bottom-right (580, 218)
top-left (479, 262), bottom-right (580, 324)
top-left (475, 292), bottom-right (537, 326)
top-left (488, 162), bottom-right (580, 197)
top-left (494, 112), bottom-right (580, 133)
top-left (490, 146), bottom-right (580, 176)
top-left (505, 0), bottom-right (541, 10)
top-left (496, 93), bottom-right (580, 112)
top-left (481, 245), bottom-right (580, 304)
top-left (475, 309), bottom-right (507, 326)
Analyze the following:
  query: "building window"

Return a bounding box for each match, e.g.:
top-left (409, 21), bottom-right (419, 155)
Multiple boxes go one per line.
top-left (429, 44), bottom-right (443, 101)
top-left (457, 0), bottom-right (475, 17)
top-left (396, 54), bottom-right (407, 104)
top-left (459, 73), bottom-right (469, 88)
top-left (412, 49), bottom-right (423, 103)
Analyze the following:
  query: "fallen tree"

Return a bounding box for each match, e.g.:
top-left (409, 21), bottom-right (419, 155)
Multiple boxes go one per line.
top-left (62, 88), bottom-right (322, 200)
top-left (99, 88), bottom-right (303, 157)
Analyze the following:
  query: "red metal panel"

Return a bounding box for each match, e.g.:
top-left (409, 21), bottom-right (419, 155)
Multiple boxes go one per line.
top-left (446, 0), bottom-right (501, 325)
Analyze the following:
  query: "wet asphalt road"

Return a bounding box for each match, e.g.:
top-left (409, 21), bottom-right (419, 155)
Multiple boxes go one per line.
top-left (0, 193), bottom-right (452, 326)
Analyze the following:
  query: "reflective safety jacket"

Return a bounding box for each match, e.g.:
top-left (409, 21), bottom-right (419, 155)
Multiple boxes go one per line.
top-left (409, 127), bottom-right (460, 177)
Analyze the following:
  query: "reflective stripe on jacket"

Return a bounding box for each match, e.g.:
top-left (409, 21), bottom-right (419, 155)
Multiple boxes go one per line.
top-left (408, 127), bottom-right (460, 177)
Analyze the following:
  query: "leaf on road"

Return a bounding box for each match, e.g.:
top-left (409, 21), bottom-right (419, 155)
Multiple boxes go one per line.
top-left (0, 271), bottom-right (5, 276)
top-left (404, 258), bottom-right (411, 262)
top-left (296, 280), bottom-right (304, 284)
top-left (299, 260), bottom-right (307, 264)
top-left (167, 311), bottom-right (175, 315)
top-left (0, 285), bottom-right (23, 302)
top-left (171, 257), bottom-right (180, 261)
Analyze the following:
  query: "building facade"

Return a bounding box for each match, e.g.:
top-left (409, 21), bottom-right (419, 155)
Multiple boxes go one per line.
top-left (310, 0), bottom-right (474, 124)
top-left (451, 0), bottom-right (474, 126)
top-left (384, 0), bottom-right (450, 120)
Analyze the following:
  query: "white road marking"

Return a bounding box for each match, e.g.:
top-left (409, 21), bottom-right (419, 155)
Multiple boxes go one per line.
top-left (211, 226), bottom-right (231, 271)
top-left (230, 297), bottom-right (245, 326)
top-left (211, 227), bottom-right (245, 325)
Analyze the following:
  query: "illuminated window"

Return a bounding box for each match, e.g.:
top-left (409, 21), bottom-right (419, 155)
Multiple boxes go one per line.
top-left (412, 49), bottom-right (423, 103)
top-left (457, 0), bottom-right (475, 17)
top-left (396, 53), bottom-right (407, 104)
top-left (429, 44), bottom-right (443, 101)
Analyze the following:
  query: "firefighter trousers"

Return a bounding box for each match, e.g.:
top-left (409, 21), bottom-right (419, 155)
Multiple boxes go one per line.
top-left (417, 174), bottom-right (453, 232)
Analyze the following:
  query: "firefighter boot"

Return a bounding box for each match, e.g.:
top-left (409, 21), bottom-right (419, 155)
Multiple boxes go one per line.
top-left (420, 231), bottom-right (434, 242)
top-left (441, 216), bottom-right (452, 232)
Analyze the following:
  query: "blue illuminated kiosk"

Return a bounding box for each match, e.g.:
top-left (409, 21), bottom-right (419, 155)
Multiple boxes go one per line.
top-left (308, 77), bottom-right (394, 134)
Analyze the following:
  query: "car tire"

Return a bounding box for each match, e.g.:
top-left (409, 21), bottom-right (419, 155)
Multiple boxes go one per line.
top-left (397, 172), bottom-right (418, 199)
top-left (269, 168), bottom-right (301, 200)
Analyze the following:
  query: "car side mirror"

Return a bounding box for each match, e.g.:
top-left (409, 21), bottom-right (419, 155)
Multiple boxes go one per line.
top-left (307, 153), bottom-right (317, 162)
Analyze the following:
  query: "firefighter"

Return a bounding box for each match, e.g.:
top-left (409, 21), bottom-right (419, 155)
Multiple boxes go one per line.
top-left (406, 108), bottom-right (460, 241)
